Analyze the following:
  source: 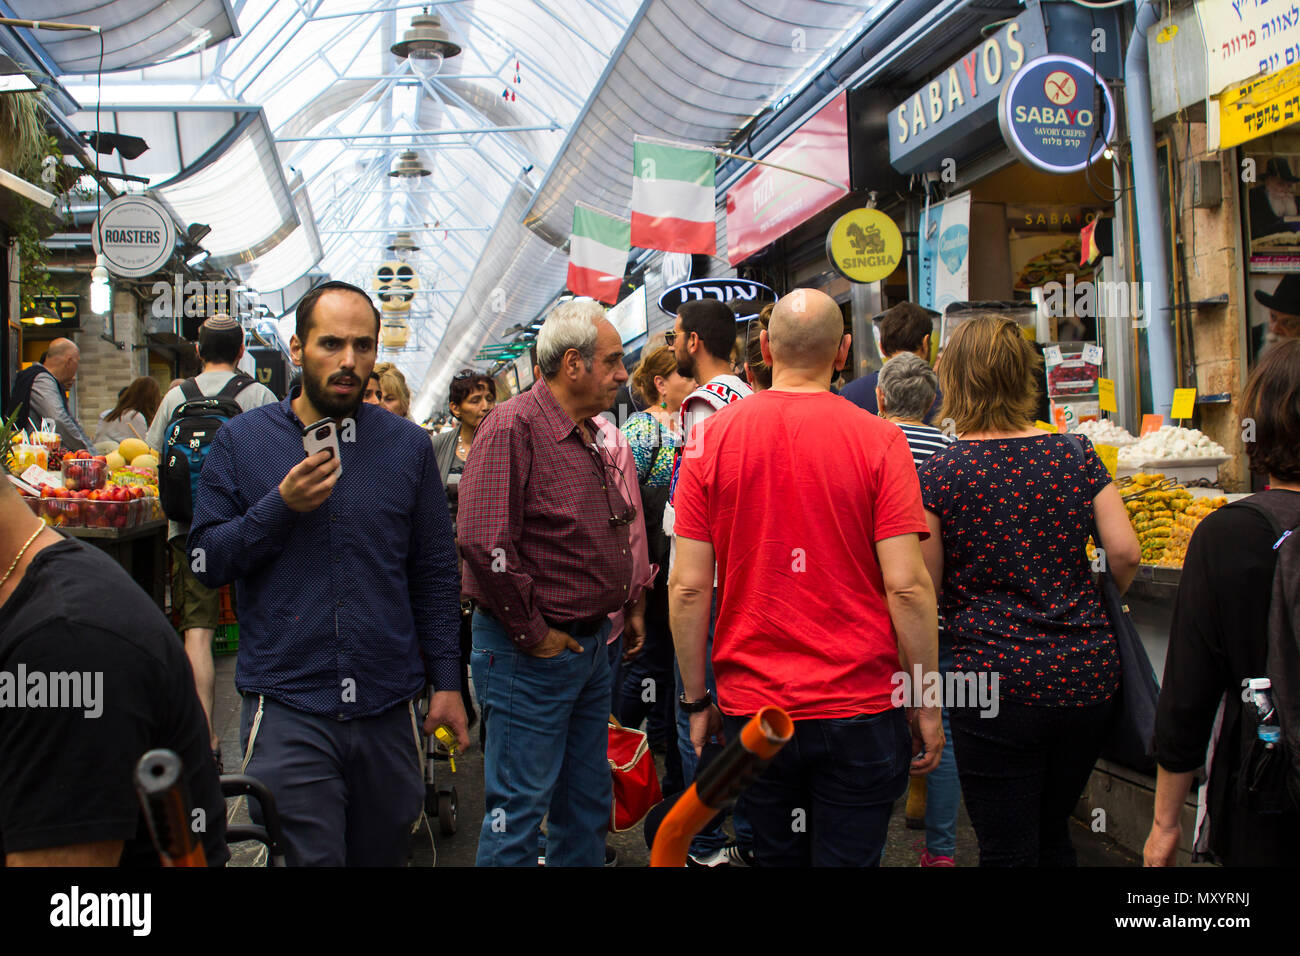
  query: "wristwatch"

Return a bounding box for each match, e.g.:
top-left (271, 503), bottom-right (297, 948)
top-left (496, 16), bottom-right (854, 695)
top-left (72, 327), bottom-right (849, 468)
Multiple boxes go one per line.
top-left (678, 690), bottom-right (714, 713)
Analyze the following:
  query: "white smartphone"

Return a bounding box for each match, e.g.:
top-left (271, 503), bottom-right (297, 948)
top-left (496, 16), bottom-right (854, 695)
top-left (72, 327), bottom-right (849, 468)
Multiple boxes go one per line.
top-left (301, 418), bottom-right (342, 474)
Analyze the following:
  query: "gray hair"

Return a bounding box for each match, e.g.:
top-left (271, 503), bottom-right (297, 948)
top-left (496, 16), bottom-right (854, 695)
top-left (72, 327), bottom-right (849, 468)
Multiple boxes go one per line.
top-left (877, 352), bottom-right (938, 421)
top-left (536, 298), bottom-right (604, 378)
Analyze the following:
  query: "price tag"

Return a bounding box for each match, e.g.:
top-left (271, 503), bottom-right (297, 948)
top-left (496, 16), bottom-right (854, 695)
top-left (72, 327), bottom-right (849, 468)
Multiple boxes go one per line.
top-left (1170, 388), bottom-right (1197, 421)
top-left (1043, 345), bottom-right (1063, 366)
top-left (1098, 377), bottom-right (1117, 413)
top-left (1082, 343), bottom-right (1103, 365)
top-left (1140, 413), bottom-right (1163, 436)
top-left (21, 465), bottom-right (46, 487)
top-left (1095, 443), bottom-right (1119, 476)
top-left (1035, 420), bottom-right (1059, 433)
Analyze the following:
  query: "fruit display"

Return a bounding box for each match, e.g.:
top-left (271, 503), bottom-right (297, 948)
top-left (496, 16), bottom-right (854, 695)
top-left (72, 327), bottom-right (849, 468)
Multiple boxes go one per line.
top-left (9, 428), bottom-right (68, 474)
top-left (110, 465), bottom-right (159, 496)
top-left (11, 442), bottom-right (48, 472)
top-left (29, 479), bottom-right (154, 530)
top-left (81, 494), bottom-right (137, 530)
top-left (61, 450), bottom-right (108, 491)
top-left (116, 437), bottom-right (152, 464)
top-left (131, 453), bottom-right (159, 474)
top-left (1117, 426), bottom-right (1228, 467)
top-left (1070, 418), bottom-right (1138, 448)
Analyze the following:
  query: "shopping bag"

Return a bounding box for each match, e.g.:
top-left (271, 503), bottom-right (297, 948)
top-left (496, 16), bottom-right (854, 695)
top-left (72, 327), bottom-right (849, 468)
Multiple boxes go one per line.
top-left (1065, 435), bottom-right (1161, 773)
top-left (1095, 568), bottom-right (1161, 774)
top-left (608, 717), bottom-right (662, 832)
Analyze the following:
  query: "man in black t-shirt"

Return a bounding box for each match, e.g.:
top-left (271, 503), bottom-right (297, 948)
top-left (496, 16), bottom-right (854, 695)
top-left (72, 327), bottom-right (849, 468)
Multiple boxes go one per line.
top-left (0, 477), bottom-right (227, 866)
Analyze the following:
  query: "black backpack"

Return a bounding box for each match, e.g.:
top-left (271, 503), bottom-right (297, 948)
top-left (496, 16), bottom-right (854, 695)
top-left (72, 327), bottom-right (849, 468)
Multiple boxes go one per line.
top-left (159, 374), bottom-right (254, 523)
top-left (1231, 494), bottom-right (1300, 812)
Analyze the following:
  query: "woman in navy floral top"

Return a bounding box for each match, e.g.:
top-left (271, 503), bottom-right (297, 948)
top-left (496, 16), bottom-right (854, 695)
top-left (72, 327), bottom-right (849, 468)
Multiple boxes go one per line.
top-left (918, 316), bottom-right (1140, 866)
top-left (616, 346), bottom-right (694, 793)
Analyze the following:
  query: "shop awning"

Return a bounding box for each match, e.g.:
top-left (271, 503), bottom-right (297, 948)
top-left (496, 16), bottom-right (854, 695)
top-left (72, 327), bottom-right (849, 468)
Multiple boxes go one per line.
top-left (5, 0), bottom-right (238, 74)
top-left (69, 103), bottom-right (254, 186)
top-left (520, 0), bottom-right (893, 247)
top-left (234, 174), bottom-right (323, 295)
top-left (153, 109), bottom-right (299, 270)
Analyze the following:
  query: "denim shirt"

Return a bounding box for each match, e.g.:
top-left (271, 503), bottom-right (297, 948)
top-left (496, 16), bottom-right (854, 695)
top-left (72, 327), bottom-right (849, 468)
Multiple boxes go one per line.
top-left (188, 390), bottom-right (460, 718)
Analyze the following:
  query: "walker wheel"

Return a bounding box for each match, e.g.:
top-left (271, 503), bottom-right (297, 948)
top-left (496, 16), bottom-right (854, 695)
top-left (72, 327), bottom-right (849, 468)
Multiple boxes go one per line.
top-left (437, 787), bottom-right (458, 835)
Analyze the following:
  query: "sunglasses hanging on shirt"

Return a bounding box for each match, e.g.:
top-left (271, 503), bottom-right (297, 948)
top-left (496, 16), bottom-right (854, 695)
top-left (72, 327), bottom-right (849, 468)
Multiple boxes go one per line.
top-left (587, 442), bottom-right (637, 527)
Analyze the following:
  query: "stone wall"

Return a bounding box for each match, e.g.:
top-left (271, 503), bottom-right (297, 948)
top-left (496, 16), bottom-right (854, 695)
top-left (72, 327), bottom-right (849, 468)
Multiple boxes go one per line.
top-left (1166, 121), bottom-right (1249, 491)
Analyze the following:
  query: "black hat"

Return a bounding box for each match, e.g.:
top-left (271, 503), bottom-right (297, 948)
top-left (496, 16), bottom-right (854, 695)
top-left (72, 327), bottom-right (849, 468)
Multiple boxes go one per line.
top-left (1265, 157), bottom-right (1300, 183)
top-left (1254, 273), bottom-right (1300, 316)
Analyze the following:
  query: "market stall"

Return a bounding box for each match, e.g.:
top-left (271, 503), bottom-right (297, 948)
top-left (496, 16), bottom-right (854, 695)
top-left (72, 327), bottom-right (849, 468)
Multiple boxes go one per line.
top-left (1070, 417), bottom-right (1243, 683)
top-left (7, 422), bottom-right (167, 611)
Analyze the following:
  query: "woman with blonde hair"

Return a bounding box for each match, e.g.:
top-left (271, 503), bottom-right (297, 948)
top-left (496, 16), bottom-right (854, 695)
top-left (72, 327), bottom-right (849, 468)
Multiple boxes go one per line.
top-left (618, 344), bottom-right (695, 793)
top-left (373, 362), bottom-right (412, 419)
top-left (916, 315), bottom-right (1140, 866)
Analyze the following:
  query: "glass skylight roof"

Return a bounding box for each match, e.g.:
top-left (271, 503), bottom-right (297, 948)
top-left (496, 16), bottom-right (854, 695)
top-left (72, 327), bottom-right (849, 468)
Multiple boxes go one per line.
top-left (32, 0), bottom-right (888, 407)
top-left (54, 0), bottom-right (639, 394)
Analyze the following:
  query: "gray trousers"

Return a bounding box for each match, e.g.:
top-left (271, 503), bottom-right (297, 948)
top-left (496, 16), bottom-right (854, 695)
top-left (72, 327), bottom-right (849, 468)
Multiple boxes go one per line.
top-left (239, 694), bottom-right (424, 866)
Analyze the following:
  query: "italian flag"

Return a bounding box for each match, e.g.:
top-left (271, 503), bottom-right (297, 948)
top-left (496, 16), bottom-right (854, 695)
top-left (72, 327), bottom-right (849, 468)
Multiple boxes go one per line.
top-left (567, 202), bottom-right (630, 305)
top-left (630, 136), bottom-right (716, 254)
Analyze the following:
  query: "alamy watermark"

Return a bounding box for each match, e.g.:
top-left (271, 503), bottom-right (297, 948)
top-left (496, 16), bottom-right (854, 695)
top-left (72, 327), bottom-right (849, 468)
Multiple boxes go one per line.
top-left (0, 666), bottom-right (102, 718)
top-left (151, 275), bottom-right (257, 319)
top-left (891, 664), bottom-right (1000, 718)
top-left (50, 886), bottom-right (150, 936)
top-left (1037, 276), bottom-right (1155, 330)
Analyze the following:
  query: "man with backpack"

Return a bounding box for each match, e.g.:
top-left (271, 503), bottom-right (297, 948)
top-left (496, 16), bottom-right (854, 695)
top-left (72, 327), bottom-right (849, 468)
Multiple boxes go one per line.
top-left (146, 315), bottom-right (277, 769)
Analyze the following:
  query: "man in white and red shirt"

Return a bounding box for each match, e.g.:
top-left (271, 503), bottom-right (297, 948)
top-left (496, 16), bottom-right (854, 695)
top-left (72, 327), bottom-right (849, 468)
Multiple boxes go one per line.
top-left (669, 288), bottom-right (943, 867)
top-left (663, 297), bottom-right (753, 865)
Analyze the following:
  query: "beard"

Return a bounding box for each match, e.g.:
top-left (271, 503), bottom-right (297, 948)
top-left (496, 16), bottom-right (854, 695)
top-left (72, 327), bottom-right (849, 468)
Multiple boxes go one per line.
top-left (304, 368), bottom-right (364, 420)
top-left (675, 348), bottom-right (696, 379)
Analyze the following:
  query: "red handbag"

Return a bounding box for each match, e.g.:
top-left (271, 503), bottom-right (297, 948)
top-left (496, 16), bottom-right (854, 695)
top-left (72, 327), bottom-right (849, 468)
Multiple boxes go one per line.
top-left (608, 717), bottom-right (662, 832)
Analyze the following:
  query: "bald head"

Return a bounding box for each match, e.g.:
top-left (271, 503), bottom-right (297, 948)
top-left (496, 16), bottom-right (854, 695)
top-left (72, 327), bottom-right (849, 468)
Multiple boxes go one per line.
top-left (768, 289), bottom-right (844, 369)
top-left (43, 338), bottom-right (81, 386)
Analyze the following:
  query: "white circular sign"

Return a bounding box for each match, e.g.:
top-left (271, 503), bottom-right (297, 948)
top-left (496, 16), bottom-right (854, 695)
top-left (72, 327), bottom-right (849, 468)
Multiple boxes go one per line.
top-left (91, 195), bottom-right (176, 278)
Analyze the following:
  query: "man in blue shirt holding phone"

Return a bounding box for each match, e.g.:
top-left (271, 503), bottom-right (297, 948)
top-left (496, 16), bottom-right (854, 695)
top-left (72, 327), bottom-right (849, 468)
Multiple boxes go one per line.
top-left (189, 280), bottom-right (466, 866)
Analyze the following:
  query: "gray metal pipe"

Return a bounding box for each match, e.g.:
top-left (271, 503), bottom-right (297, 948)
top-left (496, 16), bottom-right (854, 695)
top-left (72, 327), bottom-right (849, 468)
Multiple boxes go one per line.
top-left (1125, 0), bottom-right (1176, 418)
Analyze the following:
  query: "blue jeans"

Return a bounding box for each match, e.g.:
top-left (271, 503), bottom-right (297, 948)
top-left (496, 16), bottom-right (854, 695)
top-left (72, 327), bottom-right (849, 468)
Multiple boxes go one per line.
top-left (607, 634), bottom-right (622, 716)
top-left (721, 708), bottom-right (910, 866)
top-left (924, 631), bottom-right (959, 857)
top-left (470, 611), bottom-right (612, 867)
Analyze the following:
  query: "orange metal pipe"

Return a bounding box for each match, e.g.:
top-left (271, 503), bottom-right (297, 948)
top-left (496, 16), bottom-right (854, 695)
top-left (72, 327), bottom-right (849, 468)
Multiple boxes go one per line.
top-left (650, 706), bottom-right (793, 868)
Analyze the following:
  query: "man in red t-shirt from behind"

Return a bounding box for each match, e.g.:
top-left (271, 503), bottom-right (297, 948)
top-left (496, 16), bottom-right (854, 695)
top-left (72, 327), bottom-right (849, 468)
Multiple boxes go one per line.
top-left (668, 287), bottom-right (943, 867)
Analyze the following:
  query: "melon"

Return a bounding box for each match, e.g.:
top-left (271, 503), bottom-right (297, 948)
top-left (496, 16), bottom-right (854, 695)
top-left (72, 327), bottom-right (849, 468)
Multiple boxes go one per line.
top-left (106, 451), bottom-right (126, 471)
top-left (118, 438), bottom-right (151, 463)
top-left (131, 453), bottom-right (159, 473)
top-left (94, 439), bottom-right (119, 456)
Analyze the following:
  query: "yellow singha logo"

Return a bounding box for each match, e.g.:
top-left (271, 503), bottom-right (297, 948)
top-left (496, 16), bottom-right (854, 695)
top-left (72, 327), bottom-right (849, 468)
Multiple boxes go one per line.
top-left (847, 222), bottom-right (885, 255)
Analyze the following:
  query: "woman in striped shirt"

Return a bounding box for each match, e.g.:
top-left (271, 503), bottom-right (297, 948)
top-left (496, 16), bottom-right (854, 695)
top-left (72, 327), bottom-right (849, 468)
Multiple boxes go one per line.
top-left (878, 351), bottom-right (959, 866)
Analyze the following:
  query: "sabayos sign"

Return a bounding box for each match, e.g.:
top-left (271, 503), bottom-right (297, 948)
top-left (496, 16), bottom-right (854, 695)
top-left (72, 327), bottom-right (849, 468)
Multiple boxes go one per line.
top-left (889, 7), bottom-right (1048, 175)
top-left (998, 55), bottom-right (1115, 174)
